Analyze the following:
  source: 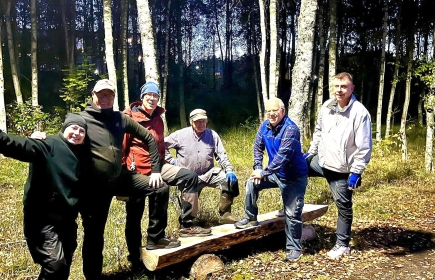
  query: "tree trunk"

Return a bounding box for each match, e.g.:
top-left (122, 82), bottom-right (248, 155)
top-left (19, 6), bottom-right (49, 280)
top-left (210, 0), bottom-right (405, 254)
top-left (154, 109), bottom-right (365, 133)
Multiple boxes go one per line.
top-left (176, 1), bottom-right (187, 127)
top-left (120, 0), bottom-right (129, 110)
top-left (400, 37), bottom-right (413, 162)
top-left (258, 0), bottom-right (268, 102)
top-left (328, 0), bottom-right (337, 98)
top-left (0, 18), bottom-right (6, 132)
top-left (418, 92), bottom-right (424, 126)
top-left (103, 0), bottom-right (119, 110)
top-left (315, 0), bottom-right (326, 119)
top-left (385, 6), bottom-right (401, 138)
top-left (30, 0), bottom-right (38, 107)
top-left (137, 0), bottom-right (159, 83)
top-left (60, 0), bottom-right (71, 68)
top-left (288, 0), bottom-right (317, 145)
top-left (5, 0), bottom-right (23, 103)
top-left (161, 0), bottom-right (171, 135)
top-left (269, 0), bottom-right (278, 98)
top-left (425, 97), bottom-right (434, 172)
top-left (375, 0), bottom-right (388, 142)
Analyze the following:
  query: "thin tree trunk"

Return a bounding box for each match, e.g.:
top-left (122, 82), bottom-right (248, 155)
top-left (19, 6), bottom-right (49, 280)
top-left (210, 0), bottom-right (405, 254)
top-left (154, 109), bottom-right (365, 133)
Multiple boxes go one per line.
top-left (120, 0), bottom-right (129, 110)
top-left (0, 18), bottom-right (6, 132)
top-left (103, 0), bottom-right (119, 110)
top-left (269, 0), bottom-right (278, 98)
top-left (60, 0), bottom-right (71, 68)
top-left (385, 6), bottom-right (401, 138)
top-left (375, 0), bottom-right (388, 141)
top-left (328, 0), bottom-right (337, 98)
top-left (424, 23), bottom-right (435, 173)
top-left (5, 0), bottom-right (23, 103)
top-left (161, 0), bottom-right (171, 135)
top-left (258, 0), bottom-right (268, 102)
top-left (30, 0), bottom-right (38, 106)
top-left (400, 37), bottom-right (413, 162)
top-left (176, 1), bottom-right (186, 127)
top-left (288, 0), bottom-right (317, 145)
top-left (315, 0), bottom-right (325, 119)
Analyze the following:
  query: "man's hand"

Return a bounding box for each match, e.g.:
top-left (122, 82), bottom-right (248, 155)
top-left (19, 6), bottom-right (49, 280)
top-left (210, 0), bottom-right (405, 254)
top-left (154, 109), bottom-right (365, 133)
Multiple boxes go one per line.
top-left (304, 153), bottom-right (314, 165)
top-left (30, 131), bottom-right (47, 140)
top-left (347, 173), bottom-right (362, 190)
top-left (250, 169), bottom-right (262, 185)
top-left (149, 173), bottom-right (163, 188)
top-left (226, 171), bottom-right (238, 185)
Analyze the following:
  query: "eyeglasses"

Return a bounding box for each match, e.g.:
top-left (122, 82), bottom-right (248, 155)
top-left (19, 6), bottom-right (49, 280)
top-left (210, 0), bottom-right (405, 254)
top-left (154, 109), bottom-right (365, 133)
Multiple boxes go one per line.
top-left (95, 92), bottom-right (115, 100)
top-left (265, 109), bottom-right (281, 115)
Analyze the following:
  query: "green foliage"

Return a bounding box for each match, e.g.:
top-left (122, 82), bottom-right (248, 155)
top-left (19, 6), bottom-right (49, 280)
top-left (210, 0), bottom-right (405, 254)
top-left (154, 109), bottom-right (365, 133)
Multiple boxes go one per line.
top-left (6, 101), bottom-right (65, 136)
top-left (60, 53), bottom-right (100, 111)
top-left (372, 132), bottom-right (401, 157)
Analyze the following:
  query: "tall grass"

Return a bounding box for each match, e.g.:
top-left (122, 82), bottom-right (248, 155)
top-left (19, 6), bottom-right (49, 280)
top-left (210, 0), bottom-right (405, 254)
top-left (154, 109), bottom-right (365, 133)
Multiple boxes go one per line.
top-left (0, 124), bottom-right (434, 279)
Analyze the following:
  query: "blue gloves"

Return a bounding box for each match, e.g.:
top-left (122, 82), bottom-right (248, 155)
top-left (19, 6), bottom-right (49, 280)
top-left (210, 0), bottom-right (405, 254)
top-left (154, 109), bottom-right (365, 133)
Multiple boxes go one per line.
top-left (347, 173), bottom-right (362, 190)
top-left (171, 160), bottom-right (177, 166)
top-left (226, 171), bottom-right (238, 185)
top-left (304, 153), bottom-right (314, 165)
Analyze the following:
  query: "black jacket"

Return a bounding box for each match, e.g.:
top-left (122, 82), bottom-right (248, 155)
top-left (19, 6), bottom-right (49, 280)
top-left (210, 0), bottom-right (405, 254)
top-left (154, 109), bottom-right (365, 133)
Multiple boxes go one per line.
top-left (79, 100), bottom-right (161, 183)
top-left (0, 130), bottom-right (85, 219)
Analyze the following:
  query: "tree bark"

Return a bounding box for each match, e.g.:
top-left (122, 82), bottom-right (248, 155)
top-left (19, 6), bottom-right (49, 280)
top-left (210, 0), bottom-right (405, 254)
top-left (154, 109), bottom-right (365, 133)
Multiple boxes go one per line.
top-left (375, 0), bottom-right (388, 141)
top-left (161, 0), bottom-right (171, 135)
top-left (30, 0), bottom-right (39, 107)
top-left (137, 0), bottom-right (159, 84)
top-left (268, 0), bottom-right (278, 98)
top-left (60, 0), bottom-right (72, 69)
top-left (120, 0), bottom-right (129, 110)
top-left (0, 18), bottom-right (6, 132)
top-left (258, 0), bottom-right (268, 102)
top-left (315, 0), bottom-right (326, 119)
top-left (288, 0), bottom-right (317, 145)
top-left (176, 1), bottom-right (187, 127)
top-left (5, 0), bottom-right (23, 103)
top-left (328, 0), bottom-right (337, 98)
top-left (400, 37), bottom-right (413, 162)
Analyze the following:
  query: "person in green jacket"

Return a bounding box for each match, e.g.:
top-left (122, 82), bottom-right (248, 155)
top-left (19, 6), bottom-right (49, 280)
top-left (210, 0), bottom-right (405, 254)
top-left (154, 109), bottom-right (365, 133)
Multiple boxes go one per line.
top-left (0, 113), bottom-right (87, 280)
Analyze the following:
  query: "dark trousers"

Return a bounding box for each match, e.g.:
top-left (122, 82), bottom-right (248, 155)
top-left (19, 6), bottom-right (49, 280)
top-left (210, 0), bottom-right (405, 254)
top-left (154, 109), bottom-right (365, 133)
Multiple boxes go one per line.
top-left (24, 213), bottom-right (78, 280)
top-left (308, 154), bottom-right (353, 246)
top-left (80, 168), bottom-right (169, 279)
top-left (125, 164), bottom-right (198, 263)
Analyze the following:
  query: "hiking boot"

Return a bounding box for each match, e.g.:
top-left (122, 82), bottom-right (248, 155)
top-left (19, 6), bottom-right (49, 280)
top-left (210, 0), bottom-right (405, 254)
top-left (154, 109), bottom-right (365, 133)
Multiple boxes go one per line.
top-left (146, 237), bottom-right (181, 250)
top-left (286, 250), bottom-right (302, 261)
top-left (179, 226), bottom-right (212, 237)
top-left (235, 218), bottom-right (259, 229)
top-left (219, 212), bottom-right (239, 224)
top-left (276, 209), bottom-right (285, 217)
top-left (327, 244), bottom-right (350, 259)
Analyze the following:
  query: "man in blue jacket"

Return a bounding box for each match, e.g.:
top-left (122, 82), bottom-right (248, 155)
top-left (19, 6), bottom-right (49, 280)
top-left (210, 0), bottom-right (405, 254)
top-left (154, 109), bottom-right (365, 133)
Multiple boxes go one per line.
top-left (235, 97), bottom-right (308, 261)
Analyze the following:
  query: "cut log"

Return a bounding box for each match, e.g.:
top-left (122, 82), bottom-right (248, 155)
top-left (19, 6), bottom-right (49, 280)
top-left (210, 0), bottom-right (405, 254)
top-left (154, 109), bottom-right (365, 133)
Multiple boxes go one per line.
top-left (189, 254), bottom-right (224, 280)
top-left (141, 204), bottom-right (328, 271)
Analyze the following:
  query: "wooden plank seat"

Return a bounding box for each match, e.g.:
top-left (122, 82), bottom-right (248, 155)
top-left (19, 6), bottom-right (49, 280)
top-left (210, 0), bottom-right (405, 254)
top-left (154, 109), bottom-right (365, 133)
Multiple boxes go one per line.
top-left (141, 204), bottom-right (328, 271)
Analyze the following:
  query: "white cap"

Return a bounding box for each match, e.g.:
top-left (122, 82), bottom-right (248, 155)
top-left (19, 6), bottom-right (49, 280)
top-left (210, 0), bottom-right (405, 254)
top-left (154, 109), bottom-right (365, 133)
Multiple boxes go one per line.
top-left (189, 109), bottom-right (207, 121)
top-left (92, 79), bottom-right (116, 94)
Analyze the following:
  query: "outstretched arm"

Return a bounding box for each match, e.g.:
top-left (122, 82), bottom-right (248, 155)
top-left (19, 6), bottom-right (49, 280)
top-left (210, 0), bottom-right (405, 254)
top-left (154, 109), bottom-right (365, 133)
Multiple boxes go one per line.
top-left (0, 130), bottom-right (46, 162)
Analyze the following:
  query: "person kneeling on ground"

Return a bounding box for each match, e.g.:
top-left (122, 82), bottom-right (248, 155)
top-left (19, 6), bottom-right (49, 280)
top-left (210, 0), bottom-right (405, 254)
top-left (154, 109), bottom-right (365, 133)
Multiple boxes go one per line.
top-left (235, 98), bottom-right (308, 262)
top-left (0, 114), bottom-right (87, 280)
top-left (165, 109), bottom-right (240, 228)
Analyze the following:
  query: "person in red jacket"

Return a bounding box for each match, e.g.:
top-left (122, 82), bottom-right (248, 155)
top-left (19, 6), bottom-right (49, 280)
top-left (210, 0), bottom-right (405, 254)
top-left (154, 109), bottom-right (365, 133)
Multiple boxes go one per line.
top-left (122, 81), bottom-right (210, 270)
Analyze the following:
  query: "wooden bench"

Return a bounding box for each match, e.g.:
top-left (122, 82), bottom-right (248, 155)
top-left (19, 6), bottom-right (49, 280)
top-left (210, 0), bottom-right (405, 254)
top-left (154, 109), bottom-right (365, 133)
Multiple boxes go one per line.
top-left (141, 204), bottom-right (328, 271)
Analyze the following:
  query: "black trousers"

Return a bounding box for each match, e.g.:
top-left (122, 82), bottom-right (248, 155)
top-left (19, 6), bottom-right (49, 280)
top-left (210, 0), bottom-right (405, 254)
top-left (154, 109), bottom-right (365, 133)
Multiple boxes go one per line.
top-left (80, 168), bottom-right (169, 279)
top-left (24, 213), bottom-right (78, 280)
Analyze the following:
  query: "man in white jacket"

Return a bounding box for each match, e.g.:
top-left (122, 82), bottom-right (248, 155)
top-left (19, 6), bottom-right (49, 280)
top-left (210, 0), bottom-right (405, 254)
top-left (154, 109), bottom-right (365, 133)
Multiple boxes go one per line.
top-left (305, 72), bottom-right (372, 259)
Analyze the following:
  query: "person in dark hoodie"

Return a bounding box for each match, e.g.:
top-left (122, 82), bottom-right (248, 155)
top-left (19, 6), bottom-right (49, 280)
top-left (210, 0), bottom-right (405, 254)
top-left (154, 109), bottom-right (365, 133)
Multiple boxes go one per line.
top-left (31, 79), bottom-right (168, 278)
top-left (0, 113), bottom-right (87, 280)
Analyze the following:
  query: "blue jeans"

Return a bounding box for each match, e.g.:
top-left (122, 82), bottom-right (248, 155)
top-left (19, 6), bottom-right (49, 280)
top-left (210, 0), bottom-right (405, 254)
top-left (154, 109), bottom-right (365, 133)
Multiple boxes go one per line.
top-left (309, 155), bottom-right (353, 246)
top-left (244, 174), bottom-right (307, 251)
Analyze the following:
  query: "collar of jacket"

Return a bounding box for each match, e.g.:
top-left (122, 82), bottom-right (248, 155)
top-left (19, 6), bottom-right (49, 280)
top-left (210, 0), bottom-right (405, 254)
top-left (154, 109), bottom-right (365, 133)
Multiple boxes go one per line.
top-left (125, 101), bottom-right (166, 122)
top-left (266, 115), bottom-right (287, 135)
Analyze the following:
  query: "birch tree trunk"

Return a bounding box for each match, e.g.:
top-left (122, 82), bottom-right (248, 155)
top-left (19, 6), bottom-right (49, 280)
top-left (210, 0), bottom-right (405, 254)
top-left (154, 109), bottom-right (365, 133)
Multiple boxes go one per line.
top-left (103, 0), bottom-right (119, 110)
top-left (424, 24), bottom-right (435, 173)
top-left (328, 0), bottom-right (337, 98)
top-left (258, 0), bottom-right (268, 102)
top-left (288, 0), bottom-right (317, 145)
top-left (137, 0), bottom-right (159, 83)
top-left (268, 0), bottom-right (278, 98)
top-left (0, 18), bottom-right (6, 132)
top-left (161, 0), bottom-right (171, 135)
top-left (385, 6), bottom-right (401, 138)
top-left (400, 39), bottom-right (413, 162)
top-left (121, 0), bottom-right (129, 110)
top-left (5, 0), bottom-right (23, 103)
top-left (315, 0), bottom-right (326, 119)
top-left (375, 0), bottom-right (388, 142)
top-left (176, 1), bottom-right (187, 127)
top-left (30, 0), bottom-right (38, 106)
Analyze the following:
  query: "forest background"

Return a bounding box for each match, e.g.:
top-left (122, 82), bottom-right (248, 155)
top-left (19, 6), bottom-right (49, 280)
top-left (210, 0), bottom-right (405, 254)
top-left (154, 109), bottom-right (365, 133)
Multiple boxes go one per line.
top-left (1, 0), bottom-right (435, 279)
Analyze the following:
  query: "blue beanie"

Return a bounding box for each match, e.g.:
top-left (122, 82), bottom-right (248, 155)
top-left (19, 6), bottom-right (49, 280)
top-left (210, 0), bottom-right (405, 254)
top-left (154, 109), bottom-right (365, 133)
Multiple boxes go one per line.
top-left (140, 81), bottom-right (160, 99)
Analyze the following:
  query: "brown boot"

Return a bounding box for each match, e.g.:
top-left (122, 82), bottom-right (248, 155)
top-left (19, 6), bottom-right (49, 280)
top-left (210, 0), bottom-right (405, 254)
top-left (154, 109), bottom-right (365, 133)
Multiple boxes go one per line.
top-left (219, 193), bottom-right (239, 224)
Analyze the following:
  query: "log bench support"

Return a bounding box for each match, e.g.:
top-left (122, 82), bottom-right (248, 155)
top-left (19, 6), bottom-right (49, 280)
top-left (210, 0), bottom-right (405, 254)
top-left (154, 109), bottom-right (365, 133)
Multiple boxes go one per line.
top-left (141, 204), bottom-right (328, 271)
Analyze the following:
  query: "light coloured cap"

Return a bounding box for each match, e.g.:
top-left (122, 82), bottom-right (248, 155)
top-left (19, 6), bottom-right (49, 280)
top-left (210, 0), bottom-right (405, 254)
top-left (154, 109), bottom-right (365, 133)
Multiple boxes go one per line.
top-left (189, 109), bottom-right (207, 121)
top-left (92, 79), bottom-right (116, 94)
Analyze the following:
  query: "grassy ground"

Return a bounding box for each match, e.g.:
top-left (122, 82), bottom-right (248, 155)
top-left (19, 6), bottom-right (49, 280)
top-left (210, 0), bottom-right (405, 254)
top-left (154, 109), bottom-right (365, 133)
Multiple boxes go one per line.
top-left (0, 125), bottom-right (434, 279)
